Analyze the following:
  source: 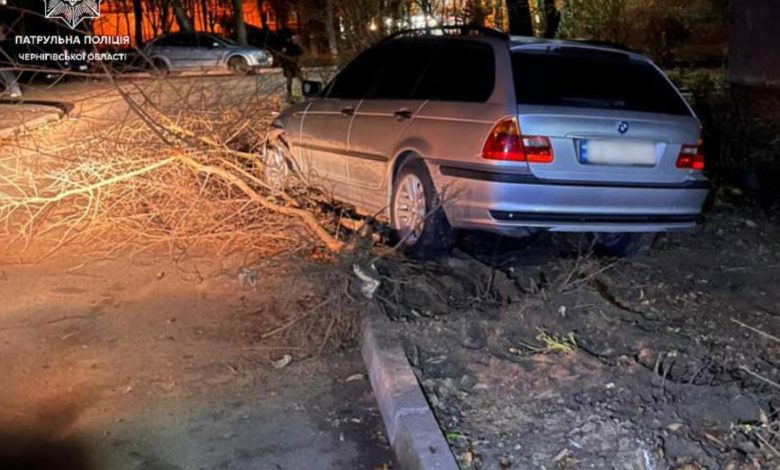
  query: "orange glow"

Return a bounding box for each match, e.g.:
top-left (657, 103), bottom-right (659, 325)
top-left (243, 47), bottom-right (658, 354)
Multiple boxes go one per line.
top-left (93, 1), bottom-right (282, 47)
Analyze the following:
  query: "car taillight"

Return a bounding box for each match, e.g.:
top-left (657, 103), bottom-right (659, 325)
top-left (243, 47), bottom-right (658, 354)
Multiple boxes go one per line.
top-left (482, 117), bottom-right (553, 163)
top-left (522, 136), bottom-right (554, 163)
top-left (676, 143), bottom-right (704, 170)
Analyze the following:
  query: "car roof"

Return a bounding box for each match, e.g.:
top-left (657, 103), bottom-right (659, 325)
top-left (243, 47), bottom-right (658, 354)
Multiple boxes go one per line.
top-left (509, 36), bottom-right (647, 60)
top-left (380, 27), bottom-right (648, 62)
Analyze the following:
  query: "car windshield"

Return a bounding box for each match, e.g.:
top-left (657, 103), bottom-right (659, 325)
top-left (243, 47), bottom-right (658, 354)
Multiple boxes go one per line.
top-left (511, 48), bottom-right (692, 116)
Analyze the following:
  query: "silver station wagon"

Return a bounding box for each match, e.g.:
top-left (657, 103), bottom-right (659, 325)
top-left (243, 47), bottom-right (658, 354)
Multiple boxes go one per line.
top-left (265, 26), bottom-right (708, 258)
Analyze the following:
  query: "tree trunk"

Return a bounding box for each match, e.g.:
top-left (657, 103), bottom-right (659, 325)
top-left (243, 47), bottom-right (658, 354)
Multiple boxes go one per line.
top-left (132, 0), bottom-right (144, 46)
top-left (542, 0), bottom-right (560, 38)
top-left (172, 0), bottom-right (193, 32)
top-left (269, 0), bottom-right (289, 29)
top-left (258, 0), bottom-right (268, 29)
top-left (506, 0), bottom-right (532, 36)
top-left (231, 0), bottom-right (248, 45)
top-left (324, 0), bottom-right (339, 57)
top-left (199, 0), bottom-right (210, 32)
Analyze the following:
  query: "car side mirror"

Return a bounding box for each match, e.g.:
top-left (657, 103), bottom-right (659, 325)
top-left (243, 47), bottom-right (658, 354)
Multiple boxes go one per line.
top-left (211, 42), bottom-right (222, 48)
top-left (302, 80), bottom-right (323, 98)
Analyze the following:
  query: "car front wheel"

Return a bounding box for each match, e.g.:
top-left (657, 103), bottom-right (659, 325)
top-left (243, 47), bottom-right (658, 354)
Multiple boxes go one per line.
top-left (228, 56), bottom-right (250, 76)
top-left (390, 159), bottom-right (455, 259)
top-left (150, 58), bottom-right (170, 78)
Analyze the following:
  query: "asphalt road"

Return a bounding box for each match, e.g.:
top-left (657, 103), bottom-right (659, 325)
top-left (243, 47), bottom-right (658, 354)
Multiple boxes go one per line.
top-left (0, 253), bottom-right (393, 470)
top-left (0, 74), bottom-right (393, 470)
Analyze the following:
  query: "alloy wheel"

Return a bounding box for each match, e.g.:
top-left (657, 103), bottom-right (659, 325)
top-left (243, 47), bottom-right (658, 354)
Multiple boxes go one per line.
top-left (393, 173), bottom-right (427, 245)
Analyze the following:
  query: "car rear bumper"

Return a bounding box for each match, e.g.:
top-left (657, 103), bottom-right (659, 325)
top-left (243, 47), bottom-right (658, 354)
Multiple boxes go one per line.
top-left (433, 164), bottom-right (709, 236)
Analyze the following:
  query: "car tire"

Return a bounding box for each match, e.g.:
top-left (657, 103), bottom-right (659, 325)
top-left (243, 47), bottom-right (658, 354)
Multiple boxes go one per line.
top-left (590, 233), bottom-right (655, 257)
top-left (390, 159), bottom-right (455, 259)
top-left (228, 56), bottom-right (250, 76)
top-left (151, 58), bottom-right (169, 78)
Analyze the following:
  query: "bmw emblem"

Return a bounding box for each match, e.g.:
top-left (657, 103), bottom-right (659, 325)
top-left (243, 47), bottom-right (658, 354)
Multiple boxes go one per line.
top-left (617, 121), bottom-right (630, 134)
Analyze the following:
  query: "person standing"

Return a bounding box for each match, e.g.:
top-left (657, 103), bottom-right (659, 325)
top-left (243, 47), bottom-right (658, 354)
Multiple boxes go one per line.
top-left (276, 27), bottom-right (303, 102)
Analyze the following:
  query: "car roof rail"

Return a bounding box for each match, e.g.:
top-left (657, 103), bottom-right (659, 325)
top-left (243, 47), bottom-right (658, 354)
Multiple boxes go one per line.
top-left (570, 39), bottom-right (637, 53)
top-left (378, 25), bottom-right (509, 45)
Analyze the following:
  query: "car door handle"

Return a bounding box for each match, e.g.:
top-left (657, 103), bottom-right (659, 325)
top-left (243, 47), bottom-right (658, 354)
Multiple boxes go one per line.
top-left (394, 109), bottom-right (413, 121)
top-left (341, 106), bottom-right (355, 117)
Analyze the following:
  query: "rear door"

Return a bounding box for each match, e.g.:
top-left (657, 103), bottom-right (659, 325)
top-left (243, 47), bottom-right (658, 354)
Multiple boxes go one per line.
top-left (165, 33), bottom-right (199, 70)
top-left (346, 40), bottom-right (439, 203)
top-left (150, 34), bottom-right (181, 68)
top-left (299, 47), bottom-right (382, 200)
top-left (511, 47), bottom-right (700, 185)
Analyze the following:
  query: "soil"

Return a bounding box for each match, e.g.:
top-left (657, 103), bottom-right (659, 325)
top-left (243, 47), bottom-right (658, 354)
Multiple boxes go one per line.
top-left (377, 196), bottom-right (780, 469)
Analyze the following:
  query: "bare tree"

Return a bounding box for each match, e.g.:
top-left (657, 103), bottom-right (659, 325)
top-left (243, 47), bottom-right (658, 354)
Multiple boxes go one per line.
top-left (231, 0), bottom-right (248, 45)
top-left (172, 0), bottom-right (194, 31)
top-left (542, 0), bottom-right (560, 38)
top-left (506, 0), bottom-right (532, 36)
top-left (324, 0), bottom-right (339, 57)
top-left (132, 0), bottom-right (145, 45)
top-left (269, 0), bottom-right (290, 28)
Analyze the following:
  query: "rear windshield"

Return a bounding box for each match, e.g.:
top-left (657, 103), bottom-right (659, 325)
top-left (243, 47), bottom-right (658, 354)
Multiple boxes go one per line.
top-left (512, 49), bottom-right (691, 116)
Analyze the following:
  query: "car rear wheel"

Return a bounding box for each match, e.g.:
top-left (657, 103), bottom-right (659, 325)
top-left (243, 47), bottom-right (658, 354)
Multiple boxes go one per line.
top-left (390, 159), bottom-right (455, 259)
top-left (150, 58), bottom-right (169, 77)
top-left (228, 56), bottom-right (250, 76)
top-left (590, 233), bottom-right (654, 257)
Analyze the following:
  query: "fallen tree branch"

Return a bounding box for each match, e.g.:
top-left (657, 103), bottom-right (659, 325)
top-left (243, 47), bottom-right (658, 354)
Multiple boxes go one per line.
top-left (1, 157), bottom-right (177, 207)
top-left (731, 317), bottom-right (780, 342)
top-left (178, 155), bottom-right (344, 253)
top-left (740, 365), bottom-right (780, 389)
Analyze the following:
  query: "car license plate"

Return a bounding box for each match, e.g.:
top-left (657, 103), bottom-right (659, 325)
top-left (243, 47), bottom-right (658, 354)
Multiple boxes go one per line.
top-left (578, 139), bottom-right (656, 166)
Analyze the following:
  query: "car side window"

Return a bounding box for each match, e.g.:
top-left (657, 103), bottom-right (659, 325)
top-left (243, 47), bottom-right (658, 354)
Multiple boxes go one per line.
top-left (155, 35), bottom-right (174, 47)
top-left (369, 41), bottom-right (438, 100)
top-left (165, 34), bottom-right (188, 47)
top-left (194, 34), bottom-right (208, 48)
top-left (325, 47), bottom-right (383, 99)
top-left (414, 41), bottom-right (495, 102)
top-left (180, 33), bottom-right (198, 48)
top-left (197, 34), bottom-right (218, 48)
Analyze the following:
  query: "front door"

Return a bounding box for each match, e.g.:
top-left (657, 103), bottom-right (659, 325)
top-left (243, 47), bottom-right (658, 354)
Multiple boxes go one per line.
top-left (299, 46), bottom-right (383, 204)
top-left (346, 40), bottom-right (439, 212)
top-left (299, 99), bottom-right (359, 199)
top-left (195, 33), bottom-right (223, 71)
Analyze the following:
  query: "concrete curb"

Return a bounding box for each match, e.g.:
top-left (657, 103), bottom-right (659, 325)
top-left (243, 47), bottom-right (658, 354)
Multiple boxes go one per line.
top-left (361, 304), bottom-right (458, 470)
top-left (0, 105), bottom-right (64, 140)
